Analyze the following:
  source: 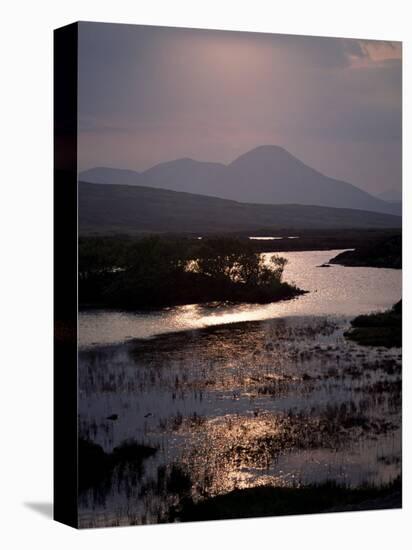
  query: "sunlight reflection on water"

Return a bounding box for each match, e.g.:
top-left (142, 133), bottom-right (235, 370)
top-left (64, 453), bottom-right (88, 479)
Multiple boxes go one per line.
top-left (79, 249), bottom-right (401, 348)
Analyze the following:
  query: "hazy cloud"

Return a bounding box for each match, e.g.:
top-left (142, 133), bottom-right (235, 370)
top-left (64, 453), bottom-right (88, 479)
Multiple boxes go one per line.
top-left (78, 22), bottom-right (401, 194)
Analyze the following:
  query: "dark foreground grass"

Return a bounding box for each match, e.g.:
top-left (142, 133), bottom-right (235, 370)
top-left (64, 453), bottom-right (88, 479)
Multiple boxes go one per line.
top-left (175, 477), bottom-right (401, 522)
top-left (78, 438), bottom-right (157, 493)
top-left (345, 301), bottom-right (402, 348)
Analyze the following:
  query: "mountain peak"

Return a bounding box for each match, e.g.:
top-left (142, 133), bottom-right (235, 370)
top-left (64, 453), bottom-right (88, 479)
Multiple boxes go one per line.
top-left (244, 144), bottom-right (289, 155)
top-left (229, 145), bottom-right (317, 178)
top-left (230, 145), bottom-right (299, 167)
top-left (171, 157), bottom-right (197, 164)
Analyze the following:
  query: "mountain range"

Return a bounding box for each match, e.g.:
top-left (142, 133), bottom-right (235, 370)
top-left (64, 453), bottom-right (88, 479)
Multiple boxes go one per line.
top-left (79, 181), bottom-right (401, 235)
top-left (80, 145), bottom-right (401, 216)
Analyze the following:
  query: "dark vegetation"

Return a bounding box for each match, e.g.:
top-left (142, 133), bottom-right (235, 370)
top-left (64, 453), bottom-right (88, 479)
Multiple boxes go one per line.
top-left (79, 229), bottom-right (401, 309)
top-left (245, 228), bottom-right (401, 253)
top-left (78, 438), bottom-right (157, 493)
top-left (79, 236), bottom-right (303, 309)
top-left (79, 181), bottom-right (401, 236)
top-left (330, 234), bottom-right (401, 269)
top-left (345, 301), bottom-right (402, 347)
top-left (80, 228), bottom-right (401, 254)
top-left (175, 477), bottom-right (401, 521)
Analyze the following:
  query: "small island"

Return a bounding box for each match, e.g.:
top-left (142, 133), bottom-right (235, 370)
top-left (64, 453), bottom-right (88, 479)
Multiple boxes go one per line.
top-left (329, 233), bottom-right (401, 269)
top-left (345, 301), bottom-right (402, 348)
top-left (79, 236), bottom-right (304, 309)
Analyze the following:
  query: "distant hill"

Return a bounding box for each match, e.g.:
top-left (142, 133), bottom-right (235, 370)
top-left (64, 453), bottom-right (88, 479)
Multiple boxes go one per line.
top-left (376, 188), bottom-right (402, 202)
top-left (80, 145), bottom-right (401, 216)
top-left (78, 181), bottom-right (401, 235)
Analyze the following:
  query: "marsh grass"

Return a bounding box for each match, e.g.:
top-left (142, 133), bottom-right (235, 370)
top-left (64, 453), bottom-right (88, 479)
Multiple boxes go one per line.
top-left (78, 315), bottom-right (402, 526)
top-left (78, 437), bottom-right (157, 493)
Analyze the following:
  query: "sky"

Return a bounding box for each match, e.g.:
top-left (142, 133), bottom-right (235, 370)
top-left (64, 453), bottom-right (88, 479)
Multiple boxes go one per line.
top-left (78, 22), bottom-right (402, 196)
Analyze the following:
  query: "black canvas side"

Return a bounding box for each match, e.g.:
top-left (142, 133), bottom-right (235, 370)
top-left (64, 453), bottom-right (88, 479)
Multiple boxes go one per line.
top-left (53, 22), bottom-right (78, 528)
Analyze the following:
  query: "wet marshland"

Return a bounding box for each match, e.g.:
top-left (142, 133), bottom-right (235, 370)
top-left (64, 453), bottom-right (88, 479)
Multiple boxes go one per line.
top-left (78, 251), bottom-right (401, 526)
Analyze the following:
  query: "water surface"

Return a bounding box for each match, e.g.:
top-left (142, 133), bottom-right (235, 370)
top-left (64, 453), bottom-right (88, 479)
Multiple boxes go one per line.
top-left (78, 249), bottom-right (401, 526)
top-left (79, 249), bottom-right (401, 348)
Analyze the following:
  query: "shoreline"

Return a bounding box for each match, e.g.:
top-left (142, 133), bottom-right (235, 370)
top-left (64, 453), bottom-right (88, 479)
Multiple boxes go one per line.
top-left (78, 312), bottom-right (354, 353)
top-left (79, 287), bottom-right (308, 313)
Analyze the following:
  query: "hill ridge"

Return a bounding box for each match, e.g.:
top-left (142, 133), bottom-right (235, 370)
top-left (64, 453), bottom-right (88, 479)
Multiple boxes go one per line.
top-left (80, 145), bottom-right (400, 216)
top-left (78, 180), bottom-right (401, 235)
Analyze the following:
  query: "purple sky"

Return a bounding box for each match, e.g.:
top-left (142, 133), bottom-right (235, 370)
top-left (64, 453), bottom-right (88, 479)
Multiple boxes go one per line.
top-left (78, 22), bottom-right (402, 196)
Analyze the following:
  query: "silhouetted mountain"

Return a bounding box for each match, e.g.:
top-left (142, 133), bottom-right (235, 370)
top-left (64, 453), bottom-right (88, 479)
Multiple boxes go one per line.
top-left (79, 181), bottom-right (401, 235)
top-left (80, 146), bottom-right (401, 215)
top-left (80, 167), bottom-right (143, 186)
